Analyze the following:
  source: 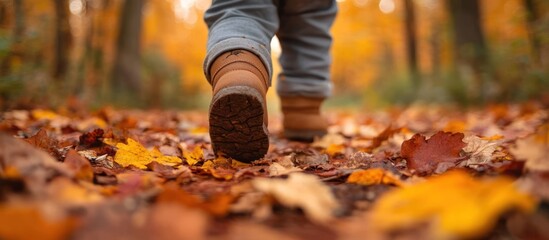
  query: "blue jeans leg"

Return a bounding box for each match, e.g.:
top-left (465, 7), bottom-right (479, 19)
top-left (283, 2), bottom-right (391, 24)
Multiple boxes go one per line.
top-left (276, 0), bottom-right (337, 98)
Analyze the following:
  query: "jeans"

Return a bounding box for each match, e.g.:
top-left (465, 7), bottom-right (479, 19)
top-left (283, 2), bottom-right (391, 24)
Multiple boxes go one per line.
top-left (203, 0), bottom-right (337, 98)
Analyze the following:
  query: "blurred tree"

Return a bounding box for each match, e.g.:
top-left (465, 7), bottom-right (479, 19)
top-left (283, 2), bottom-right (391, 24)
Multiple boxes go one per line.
top-left (447, 0), bottom-right (490, 102)
top-left (523, 0), bottom-right (541, 66)
top-left (52, 0), bottom-right (71, 81)
top-left (111, 0), bottom-right (145, 104)
top-left (403, 0), bottom-right (418, 86)
top-left (0, 0), bottom-right (24, 77)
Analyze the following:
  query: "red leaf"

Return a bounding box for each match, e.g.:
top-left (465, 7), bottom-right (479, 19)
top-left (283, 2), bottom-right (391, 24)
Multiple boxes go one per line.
top-left (79, 128), bottom-right (104, 147)
top-left (401, 131), bottom-right (466, 175)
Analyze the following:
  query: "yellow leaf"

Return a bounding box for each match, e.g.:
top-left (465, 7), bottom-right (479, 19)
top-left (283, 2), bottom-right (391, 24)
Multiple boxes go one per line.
top-left (114, 138), bottom-right (182, 169)
top-left (325, 144), bottom-right (345, 156)
top-left (347, 168), bottom-right (403, 187)
top-left (183, 146), bottom-right (203, 166)
top-left (201, 160), bottom-right (214, 170)
top-left (231, 159), bottom-right (250, 168)
top-left (480, 135), bottom-right (504, 141)
top-left (371, 171), bottom-right (536, 239)
top-left (31, 109), bottom-right (59, 121)
top-left (190, 126), bottom-right (209, 135)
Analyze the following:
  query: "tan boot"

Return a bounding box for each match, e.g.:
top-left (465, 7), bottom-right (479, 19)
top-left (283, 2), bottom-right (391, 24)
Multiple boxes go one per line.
top-left (281, 96), bottom-right (328, 141)
top-left (208, 50), bottom-right (270, 162)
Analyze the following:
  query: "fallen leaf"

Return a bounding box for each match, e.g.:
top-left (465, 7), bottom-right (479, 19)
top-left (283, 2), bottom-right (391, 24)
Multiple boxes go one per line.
top-left (269, 156), bottom-right (302, 177)
top-left (147, 162), bottom-right (192, 180)
top-left (371, 171), bottom-right (536, 239)
top-left (312, 133), bottom-right (346, 149)
top-left (347, 168), bottom-right (403, 187)
top-left (24, 128), bottom-right (61, 159)
top-left (64, 149), bottom-right (94, 182)
top-left (461, 135), bottom-right (501, 166)
top-left (114, 138), bottom-right (182, 169)
top-left (0, 133), bottom-right (73, 196)
top-left (146, 203), bottom-right (208, 240)
top-left (79, 128), bottom-right (104, 147)
top-left (47, 178), bottom-right (104, 206)
top-left (157, 183), bottom-right (233, 217)
top-left (252, 173), bottom-right (339, 223)
top-left (183, 145), bottom-right (204, 166)
top-left (0, 204), bottom-right (76, 240)
top-left (31, 109), bottom-right (59, 121)
top-left (401, 131), bottom-right (466, 175)
top-left (510, 124), bottom-right (549, 171)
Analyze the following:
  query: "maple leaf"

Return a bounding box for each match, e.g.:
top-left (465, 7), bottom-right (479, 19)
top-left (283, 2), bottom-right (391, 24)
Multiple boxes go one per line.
top-left (401, 131), bottom-right (466, 175)
top-left (252, 173), bottom-right (339, 223)
top-left (371, 171), bottom-right (536, 239)
top-left (183, 145), bottom-right (203, 166)
top-left (347, 168), bottom-right (403, 187)
top-left (114, 138), bottom-right (182, 169)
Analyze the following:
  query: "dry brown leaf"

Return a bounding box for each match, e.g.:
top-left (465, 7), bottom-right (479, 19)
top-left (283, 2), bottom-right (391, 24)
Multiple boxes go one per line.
top-left (462, 135), bottom-right (501, 166)
top-left (64, 149), bottom-right (94, 182)
top-left (510, 124), bottom-right (549, 171)
top-left (269, 156), bottom-right (302, 177)
top-left (252, 173), bottom-right (339, 223)
top-left (401, 131), bottom-right (466, 175)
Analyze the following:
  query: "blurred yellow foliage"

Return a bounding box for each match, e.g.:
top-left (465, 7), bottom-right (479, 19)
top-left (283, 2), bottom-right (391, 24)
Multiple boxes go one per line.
top-left (371, 170), bottom-right (536, 239)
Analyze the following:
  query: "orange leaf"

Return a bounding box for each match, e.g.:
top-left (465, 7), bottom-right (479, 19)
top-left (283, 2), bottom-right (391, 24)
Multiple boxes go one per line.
top-left (347, 168), bottom-right (403, 187)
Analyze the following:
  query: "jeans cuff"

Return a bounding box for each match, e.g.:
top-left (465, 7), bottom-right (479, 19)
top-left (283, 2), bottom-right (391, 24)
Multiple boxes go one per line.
top-left (203, 38), bottom-right (273, 86)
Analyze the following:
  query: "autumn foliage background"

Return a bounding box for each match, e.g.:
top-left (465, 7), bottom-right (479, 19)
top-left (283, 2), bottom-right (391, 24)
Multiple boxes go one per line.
top-left (0, 0), bottom-right (548, 110)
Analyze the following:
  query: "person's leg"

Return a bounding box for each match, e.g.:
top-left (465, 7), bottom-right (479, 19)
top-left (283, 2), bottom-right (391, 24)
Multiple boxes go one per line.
top-left (204, 0), bottom-right (278, 162)
top-left (276, 0), bottom-right (337, 140)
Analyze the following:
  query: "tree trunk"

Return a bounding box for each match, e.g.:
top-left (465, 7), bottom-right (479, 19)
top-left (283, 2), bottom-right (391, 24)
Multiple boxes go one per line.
top-left (523, 0), bottom-right (542, 66)
top-left (1, 0), bottom-right (25, 77)
top-left (447, 0), bottom-right (489, 101)
top-left (52, 0), bottom-right (72, 81)
top-left (403, 0), bottom-right (419, 86)
top-left (111, 0), bottom-right (145, 102)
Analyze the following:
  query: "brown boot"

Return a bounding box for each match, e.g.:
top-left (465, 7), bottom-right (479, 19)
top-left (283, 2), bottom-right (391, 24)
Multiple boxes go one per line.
top-left (208, 50), bottom-right (270, 162)
top-left (281, 96), bottom-right (328, 141)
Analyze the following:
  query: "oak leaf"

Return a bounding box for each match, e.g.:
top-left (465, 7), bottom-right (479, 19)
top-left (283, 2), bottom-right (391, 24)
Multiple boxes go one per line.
top-left (114, 138), bottom-right (182, 169)
top-left (371, 171), bottom-right (536, 239)
top-left (461, 135), bottom-right (501, 166)
top-left (401, 131), bottom-right (466, 175)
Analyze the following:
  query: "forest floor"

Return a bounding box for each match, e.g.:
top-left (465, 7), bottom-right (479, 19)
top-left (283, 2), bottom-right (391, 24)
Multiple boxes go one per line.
top-left (0, 102), bottom-right (548, 240)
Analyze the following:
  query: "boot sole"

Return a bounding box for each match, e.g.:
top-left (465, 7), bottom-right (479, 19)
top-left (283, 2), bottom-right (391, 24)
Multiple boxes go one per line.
top-left (209, 86), bottom-right (269, 163)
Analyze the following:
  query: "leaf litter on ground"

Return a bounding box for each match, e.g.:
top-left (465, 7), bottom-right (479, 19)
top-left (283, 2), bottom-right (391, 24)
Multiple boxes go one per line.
top-left (0, 103), bottom-right (548, 239)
